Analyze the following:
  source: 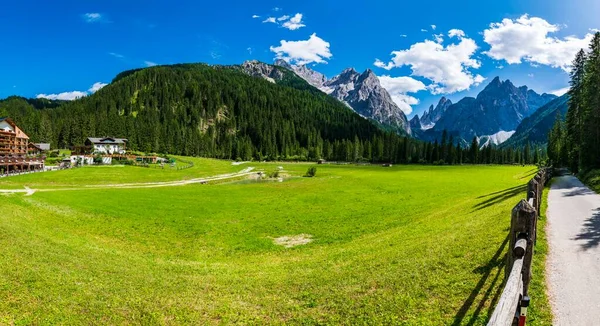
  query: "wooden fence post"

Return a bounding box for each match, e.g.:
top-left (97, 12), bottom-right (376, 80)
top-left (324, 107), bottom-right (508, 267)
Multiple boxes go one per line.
top-left (507, 200), bottom-right (537, 296)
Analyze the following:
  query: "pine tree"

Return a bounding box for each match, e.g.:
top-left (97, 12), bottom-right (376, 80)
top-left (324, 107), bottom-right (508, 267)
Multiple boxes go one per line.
top-left (566, 49), bottom-right (586, 172)
top-left (582, 32), bottom-right (600, 168)
top-left (470, 137), bottom-right (479, 164)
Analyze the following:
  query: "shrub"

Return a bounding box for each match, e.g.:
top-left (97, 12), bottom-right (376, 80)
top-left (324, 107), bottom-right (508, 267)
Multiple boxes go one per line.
top-left (305, 166), bottom-right (317, 177)
top-left (268, 170), bottom-right (280, 178)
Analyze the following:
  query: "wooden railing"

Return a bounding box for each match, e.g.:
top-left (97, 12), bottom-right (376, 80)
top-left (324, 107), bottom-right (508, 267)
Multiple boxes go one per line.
top-left (487, 167), bottom-right (552, 326)
top-left (175, 158), bottom-right (194, 170)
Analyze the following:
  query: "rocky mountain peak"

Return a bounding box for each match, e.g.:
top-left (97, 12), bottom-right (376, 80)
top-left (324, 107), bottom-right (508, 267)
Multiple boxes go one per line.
top-left (274, 59), bottom-right (292, 69)
top-left (273, 60), bottom-right (328, 89)
top-left (420, 96), bottom-right (453, 130)
top-left (241, 60), bottom-right (285, 83)
top-left (252, 61), bottom-right (410, 135)
top-left (429, 77), bottom-right (557, 145)
top-left (410, 115), bottom-right (422, 131)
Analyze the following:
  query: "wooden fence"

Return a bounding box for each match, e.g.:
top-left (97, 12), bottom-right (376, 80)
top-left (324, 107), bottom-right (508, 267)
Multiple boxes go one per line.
top-left (175, 158), bottom-right (194, 170)
top-left (487, 167), bottom-right (552, 326)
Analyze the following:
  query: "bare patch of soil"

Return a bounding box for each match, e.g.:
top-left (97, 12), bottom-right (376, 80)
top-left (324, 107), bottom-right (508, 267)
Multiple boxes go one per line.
top-left (273, 234), bottom-right (313, 248)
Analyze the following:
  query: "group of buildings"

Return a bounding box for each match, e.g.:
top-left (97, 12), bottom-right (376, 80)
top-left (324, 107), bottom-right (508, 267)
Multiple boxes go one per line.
top-left (1, 117), bottom-right (131, 174)
top-left (0, 117), bottom-right (47, 174)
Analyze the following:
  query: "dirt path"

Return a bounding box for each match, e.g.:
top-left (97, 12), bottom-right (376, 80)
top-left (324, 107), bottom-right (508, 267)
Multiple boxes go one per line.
top-left (0, 167), bottom-right (257, 195)
top-left (546, 175), bottom-right (600, 325)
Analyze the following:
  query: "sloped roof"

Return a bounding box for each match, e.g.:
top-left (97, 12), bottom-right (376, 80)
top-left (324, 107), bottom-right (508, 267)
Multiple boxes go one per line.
top-left (87, 137), bottom-right (128, 145)
top-left (34, 143), bottom-right (51, 150)
top-left (0, 117), bottom-right (30, 139)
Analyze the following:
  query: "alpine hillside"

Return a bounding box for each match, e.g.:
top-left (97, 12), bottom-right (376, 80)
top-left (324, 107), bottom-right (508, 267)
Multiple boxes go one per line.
top-left (1, 63), bottom-right (406, 162)
top-left (271, 60), bottom-right (411, 135)
top-left (501, 94), bottom-right (569, 148)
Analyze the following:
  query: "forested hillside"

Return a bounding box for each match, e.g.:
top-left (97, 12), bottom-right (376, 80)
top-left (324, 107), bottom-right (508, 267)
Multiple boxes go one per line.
top-left (501, 94), bottom-right (568, 148)
top-left (0, 62), bottom-right (544, 165)
top-left (548, 32), bottom-right (600, 172)
top-left (0, 64), bottom-right (411, 162)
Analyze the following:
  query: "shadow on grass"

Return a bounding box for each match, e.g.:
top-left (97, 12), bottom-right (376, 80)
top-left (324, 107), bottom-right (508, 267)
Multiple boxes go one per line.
top-left (476, 185), bottom-right (527, 199)
top-left (573, 208), bottom-right (600, 250)
top-left (519, 169), bottom-right (539, 180)
top-left (451, 235), bottom-right (508, 326)
top-left (472, 185), bottom-right (527, 211)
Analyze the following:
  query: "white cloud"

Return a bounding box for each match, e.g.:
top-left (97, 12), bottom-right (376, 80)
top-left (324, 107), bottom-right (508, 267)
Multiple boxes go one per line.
top-left (144, 61), bottom-right (157, 67)
top-left (83, 13), bottom-right (102, 23)
top-left (550, 86), bottom-right (569, 96)
top-left (378, 75), bottom-right (427, 115)
top-left (270, 33), bottom-right (332, 65)
top-left (262, 17), bottom-right (277, 24)
top-left (374, 37), bottom-right (485, 94)
top-left (36, 82), bottom-right (108, 101)
top-left (282, 13), bottom-right (305, 30)
top-left (528, 73), bottom-right (534, 78)
top-left (448, 29), bottom-right (465, 38)
top-left (497, 65), bottom-right (505, 69)
top-left (431, 25), bottom-right (437, 30)
top-left (273, 7), bottom-right (281, 12)
top-left (247, 47), bottom-right (253, 54)
top-left (400, 34), bottom-right (408, 37)
top-left (88, 82), bottom-right (107, 93)
top-left (36, 91), bottom-right (88, 101)
top-left (277, 15), bottom-right (290, 21)
top-left (483, 14), bottom-right (595, 71)
top-left (433, 34), bottom-right (444, 44)
top-left (252, 15), bottom-right (260, 19)
top-left (421, 29), bottom-right (428, 32)
top-left (109, 52), bottom-right (124, 59)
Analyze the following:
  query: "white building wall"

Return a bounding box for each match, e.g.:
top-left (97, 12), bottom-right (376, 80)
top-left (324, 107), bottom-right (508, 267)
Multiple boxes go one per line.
top-left (70, 155), bottom-right (113, 165)
top-left (93, 144), bottom-right (126, 154)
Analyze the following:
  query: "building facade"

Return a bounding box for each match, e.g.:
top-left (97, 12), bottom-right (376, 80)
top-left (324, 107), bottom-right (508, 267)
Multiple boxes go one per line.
top-left (85, 137), bottom-right (128, 155)
top-left (0, 117), bottom-right (28, 155)
top-left (0, 117), bottom-right (45, 174)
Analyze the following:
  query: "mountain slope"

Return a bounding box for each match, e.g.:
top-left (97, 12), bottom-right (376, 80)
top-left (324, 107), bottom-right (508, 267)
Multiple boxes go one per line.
top-left (273, 61), bottom-right (411, 135)
top-left (420, 97), bottom-right (452, 129)
top-left (501, 94), bottom-right (569, 148)
top-left (430, 77), bottom-right (556, 144)
top-left (409, 115), bottom-right (421, 131)
top-left (2, 63), bottom-right (395, 161)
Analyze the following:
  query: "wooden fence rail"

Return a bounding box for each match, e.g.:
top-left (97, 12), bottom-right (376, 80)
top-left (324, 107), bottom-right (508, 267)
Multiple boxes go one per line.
top-left (487, 167), bottom-right (552, 326)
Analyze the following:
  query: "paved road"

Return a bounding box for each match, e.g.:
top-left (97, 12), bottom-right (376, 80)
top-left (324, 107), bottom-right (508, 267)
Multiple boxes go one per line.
top-left (547, 175), bottom-right (600, 325)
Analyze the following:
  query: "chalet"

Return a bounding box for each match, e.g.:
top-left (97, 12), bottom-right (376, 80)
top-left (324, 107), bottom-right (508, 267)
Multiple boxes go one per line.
top-left (85, 137), bottom-right (128, 155)
top-left (28, 143), bottom-right (43, 156)
top-left (0, 117), bottom-right (45, 174)
top-left (0, 117), bottom-right (28, 155)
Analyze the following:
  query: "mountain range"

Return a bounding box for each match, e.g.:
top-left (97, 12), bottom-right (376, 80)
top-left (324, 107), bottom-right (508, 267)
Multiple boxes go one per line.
top-left (1, 60), bottom-right (565, 154)
top-left (260, 61), bottom-right (558, 146)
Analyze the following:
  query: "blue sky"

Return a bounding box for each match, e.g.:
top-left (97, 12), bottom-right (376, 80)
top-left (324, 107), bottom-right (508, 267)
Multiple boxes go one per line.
top-left (1, 0), bottom-right (598, 118)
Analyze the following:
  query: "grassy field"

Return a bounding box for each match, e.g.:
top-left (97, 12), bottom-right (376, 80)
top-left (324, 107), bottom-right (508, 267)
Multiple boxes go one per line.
top-left (0, 156), bottom-right (240, 189)
top-left (0, 161), bottom-right (550, 325)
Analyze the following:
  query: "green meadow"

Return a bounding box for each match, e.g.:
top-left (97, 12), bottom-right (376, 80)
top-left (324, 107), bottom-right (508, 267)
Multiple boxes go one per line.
top-left (0, 161), bottom-right (550, 325)
top-left (0, 157), bottom-right (239, 189)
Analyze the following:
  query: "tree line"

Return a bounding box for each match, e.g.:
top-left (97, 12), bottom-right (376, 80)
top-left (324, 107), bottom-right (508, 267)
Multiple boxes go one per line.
top-left (548, 32), bottom-right (600, 172)
top-left (0, 63), bottom-right (540, 165)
